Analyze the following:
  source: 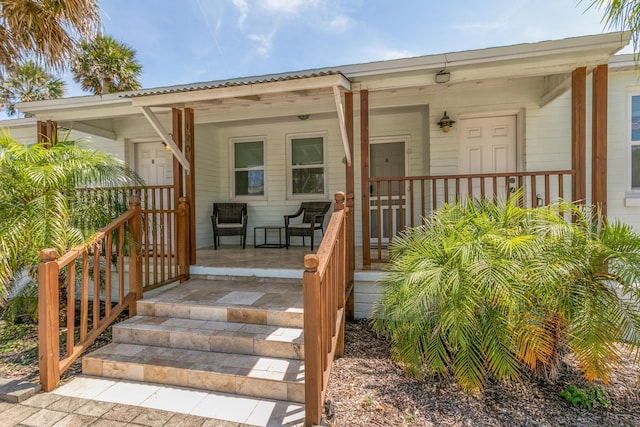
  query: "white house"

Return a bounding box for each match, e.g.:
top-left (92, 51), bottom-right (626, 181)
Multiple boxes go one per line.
top-left (4, 31), bottom-right (639, 317)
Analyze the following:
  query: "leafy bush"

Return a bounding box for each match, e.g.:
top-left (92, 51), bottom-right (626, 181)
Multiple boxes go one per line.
top-left (373, 195), bottom-right (640, 393)
top-left (559, 385), bottom-right (608, 409)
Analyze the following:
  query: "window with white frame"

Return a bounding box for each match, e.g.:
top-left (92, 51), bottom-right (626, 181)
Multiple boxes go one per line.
top-left (232, 138), bottom-right (265, 197)
top-left (630, 95), bottom-right (640, 192)
top-left (288, 134), bottom-right (326, 197)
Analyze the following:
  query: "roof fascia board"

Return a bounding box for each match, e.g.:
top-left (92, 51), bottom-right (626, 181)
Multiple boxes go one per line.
top-left (131, 74), bottom-right (352, 107)
top-left (340, 32), bottom-right (631, 78)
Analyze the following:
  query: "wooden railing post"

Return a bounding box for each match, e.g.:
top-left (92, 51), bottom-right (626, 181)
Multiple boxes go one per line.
top-left (303, 254), bottom-right (322, 427)
top-left (345, 192), bottom-right (355, 321)
top-left (178, 197), bottom-right (191, 281)
top-left (38, 248), bottom-right (60, 392)
top-left (128, 196), bottom-right (142, 316)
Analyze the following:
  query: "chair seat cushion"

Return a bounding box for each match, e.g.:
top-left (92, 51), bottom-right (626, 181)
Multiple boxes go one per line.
top-left (217, 223), bottom-right (243, 228)
top-left (288, 223), bottom-right (320, 229)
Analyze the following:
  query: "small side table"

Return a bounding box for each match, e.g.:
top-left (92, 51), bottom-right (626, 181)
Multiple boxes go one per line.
top-left (254, 226), bottom-right (285, 248)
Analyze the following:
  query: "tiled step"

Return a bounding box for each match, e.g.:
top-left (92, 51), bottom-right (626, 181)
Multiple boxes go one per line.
top-left (136, 279), bottom-right (304, 328)
top-left (83, 343), bottom-right (305, 403)
top-left (112, 316), bottom-right (304, 359)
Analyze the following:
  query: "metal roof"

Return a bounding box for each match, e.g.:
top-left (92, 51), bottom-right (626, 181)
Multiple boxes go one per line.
top-left (126, 71), bottom-right (344, 98)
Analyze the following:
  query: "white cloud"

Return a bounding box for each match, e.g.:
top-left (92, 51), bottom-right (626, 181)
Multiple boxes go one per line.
top-left (232, 0), bottom-right (249, 28)
top-left (327, 14), bottom-right (351, 33)
top-left (262, 0), bottom-right (317, 15)
top-left (248, 32), bottom-right (273, 57)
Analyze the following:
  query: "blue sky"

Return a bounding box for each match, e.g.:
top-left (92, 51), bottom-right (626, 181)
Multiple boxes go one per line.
top-left (61, 1), bottom-right (633, 96)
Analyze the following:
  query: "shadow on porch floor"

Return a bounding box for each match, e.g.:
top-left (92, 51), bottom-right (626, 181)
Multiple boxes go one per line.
top-left (195, 246), bottom-right (387, 273)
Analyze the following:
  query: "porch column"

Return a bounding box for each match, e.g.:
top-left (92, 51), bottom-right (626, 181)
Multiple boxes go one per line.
top-left (184, 108), bottom-right (196, 264)
top-left (360, 90), bottom-right (371, 270)
top-left (37, 120), bottom-right (58, 147)
top-left (571, 67), bottom-right (587, 204)
top-left (592, 64), bottom-right (608, 216)
top-left (172, 108), bottom-right (185, 202)
top-left (345, 91), bottom-right (355, 320)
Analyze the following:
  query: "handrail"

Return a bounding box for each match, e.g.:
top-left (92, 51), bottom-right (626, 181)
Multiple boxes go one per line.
top-left (71, 185), bottom-right (190, 291)
top-left (303, 192), bottom-right (353, 426)
top-left (363, 169), bottom-right (576, 266)
top-left (38, 197), bottom-right (143, 391)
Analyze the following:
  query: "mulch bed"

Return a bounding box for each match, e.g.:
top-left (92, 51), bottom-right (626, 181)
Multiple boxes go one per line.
top-left (0, 308), bottom-right (129, 384)
top-left (325, 320), bottom-right (640, 427)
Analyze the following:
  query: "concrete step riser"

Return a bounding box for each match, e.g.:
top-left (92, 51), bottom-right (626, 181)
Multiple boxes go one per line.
top-left (112, 325), bottom-right (304, 360)
top-left (135, 301), bottom-right (304, 328)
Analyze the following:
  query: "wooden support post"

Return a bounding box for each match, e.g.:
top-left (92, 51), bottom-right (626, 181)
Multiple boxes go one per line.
top-left (592, 64), bottom-right (608, 216)
top-left (37, 120), bottom-right (58, 148)
top-left (571, 67), bottom-right (587, 204)
top-left (184, 108), bottom-right (196, 265)
top-left (303, 254), bottom-right (322, 426)
top-left (38, 248), bottom-right (60, 392)
top-left (360, 90), bottom-right (371, 270)
top-left (128, 196), bottom-right (143, 314)
top-left (178, 197), bottom-right (191, 281)
top-left (172, 108), bottom-right (185, 202)
top-left (344, 91), bottom-right (356, 321)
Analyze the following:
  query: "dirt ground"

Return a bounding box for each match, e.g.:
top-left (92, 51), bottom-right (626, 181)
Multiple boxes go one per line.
top-left (325, 320), bottom-right (640, 427)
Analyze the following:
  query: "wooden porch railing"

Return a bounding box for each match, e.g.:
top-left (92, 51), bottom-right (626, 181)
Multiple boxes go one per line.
top-left (364, 170), bottom-right (575, 265)
top-left (303, 192), bottom-right (354, 426)
top-left (73, 185), bottom-right (190, 290)
top-left (38, 197), bottom-right (143, 391)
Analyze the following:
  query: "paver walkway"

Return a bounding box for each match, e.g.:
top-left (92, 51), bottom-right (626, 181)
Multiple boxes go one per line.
top-left (2, 375), bottom-right (305, 426)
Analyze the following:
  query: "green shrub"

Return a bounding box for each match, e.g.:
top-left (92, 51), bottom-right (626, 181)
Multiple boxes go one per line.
top-left (373, 195), bottom-right (640, 393)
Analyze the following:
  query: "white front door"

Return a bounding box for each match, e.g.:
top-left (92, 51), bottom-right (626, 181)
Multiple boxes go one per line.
top-left (459, 115), bottom-right (517, 200)
top-left (369, 141), bottom-right (406, 246)
top-left (134, 142), bottom-right (174, 253)
top-left (135, 142), bottom-right (172, 186)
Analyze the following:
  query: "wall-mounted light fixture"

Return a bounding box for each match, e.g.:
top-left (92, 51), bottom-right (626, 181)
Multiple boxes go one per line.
top-left (162, 141), bottom-right (172, 152)
top-left (435, 69), bottom-right (450, 84)
top-left (437, 111), bottom-right (455, 133)
top-left (297, 114), bottom-right (310, 121)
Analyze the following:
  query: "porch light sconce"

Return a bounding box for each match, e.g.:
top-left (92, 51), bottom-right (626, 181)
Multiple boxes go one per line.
top-left (297, 114), bottom-right (310, 121)
top-left (435, 69), bottom-right (450, 84)
top-left (162, 141), bottom-right (172, 152)
top-left (437, 111), bottom-right (455, 133)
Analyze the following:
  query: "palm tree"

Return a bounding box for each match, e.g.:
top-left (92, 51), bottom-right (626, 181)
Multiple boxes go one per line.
top-left (373, 195), bottom-right (640, 393)
top-left (0, 0), bottom-right (100, 75)
top-left (0, 134), bottom-right (143, 313)
top-left (589, 0), bottom-right (640, 54)
top-left (72, 35), bottom-right (143, 95)
top-left (0, 61), bottom-right (65, 116)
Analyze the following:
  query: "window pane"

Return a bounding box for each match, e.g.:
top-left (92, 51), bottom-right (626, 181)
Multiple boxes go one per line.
top-left (292, 168), bottom-right (324, 194)
top-left (235, 170), bottom-right (264, 195)
top-left (633, 146), bottom-right (640, 189)
top-left (633, 96), bottom-right (640, 141)
top-left (291, 137), bottom-right (323, 165)
top-left (235, 141), bottom-right (264, 168)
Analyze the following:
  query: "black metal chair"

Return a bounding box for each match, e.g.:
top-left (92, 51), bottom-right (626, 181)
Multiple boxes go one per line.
top-left (211, 203), bottom-right (248, 249)
top-left (284, 201), bottom-right (331, 250)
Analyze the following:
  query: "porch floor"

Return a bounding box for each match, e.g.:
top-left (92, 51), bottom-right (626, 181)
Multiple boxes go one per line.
top-left (194, 245), bottom-right (386, 274)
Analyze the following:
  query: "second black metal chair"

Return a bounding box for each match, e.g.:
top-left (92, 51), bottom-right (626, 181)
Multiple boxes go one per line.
top-left (284, 201), bottom-right (331, 250)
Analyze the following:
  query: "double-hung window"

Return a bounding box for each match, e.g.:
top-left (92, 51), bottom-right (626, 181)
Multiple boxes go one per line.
top-left (232, 138), bottom-right (265, 198)
top-left (631, 94), bottom-right (640, 192)
top-left (288, 133), bottom-right (326, 198)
